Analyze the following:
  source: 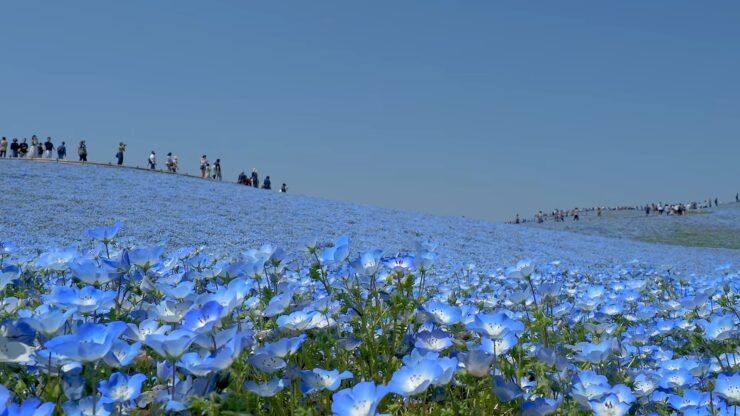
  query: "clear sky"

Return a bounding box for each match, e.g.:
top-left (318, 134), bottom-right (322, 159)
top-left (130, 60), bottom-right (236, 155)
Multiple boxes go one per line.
top-left (2, 1), bottom-right (738, 221)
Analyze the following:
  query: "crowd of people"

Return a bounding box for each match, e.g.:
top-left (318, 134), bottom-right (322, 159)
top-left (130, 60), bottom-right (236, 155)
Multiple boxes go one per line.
top-left (0, 136), bottom-right (288, 193)
top-left (510, 196), bottom-right (737, 224)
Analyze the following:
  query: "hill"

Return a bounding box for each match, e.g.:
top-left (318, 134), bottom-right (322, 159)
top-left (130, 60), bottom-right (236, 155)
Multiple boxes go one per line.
top-left (1, 159), bottom-right (737, 273)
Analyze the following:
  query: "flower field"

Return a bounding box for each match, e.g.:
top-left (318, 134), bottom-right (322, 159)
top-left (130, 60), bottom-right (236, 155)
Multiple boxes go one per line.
top-left (0, 161), bottom-right (738, 415)
top-left (0, 220), bottom-right (738, 415)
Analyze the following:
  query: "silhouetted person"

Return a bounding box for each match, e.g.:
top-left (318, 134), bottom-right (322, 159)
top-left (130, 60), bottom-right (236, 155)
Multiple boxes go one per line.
top-left (714, 198), bottom-right (718, 207)
top-left (78, 141), bottom-right (88, 161)
top-left (214, 159), bottom-right (222, 180)
top-left (10, 138), bottom-right (19, 158)
top-left (44, 138), bottom-right (54, 158)
top-left (736, 193), bottom-right (739, 203)
top-left (251, 169), bottom-right (259, 188)
top-left (515, 214), bottom-right (520, 224)
top-left (280, 183), bottom-right (288, 193)
top-left (262, 176), bottom-right (271, 190)
top-left (57, 142), bottom-right (66, 159)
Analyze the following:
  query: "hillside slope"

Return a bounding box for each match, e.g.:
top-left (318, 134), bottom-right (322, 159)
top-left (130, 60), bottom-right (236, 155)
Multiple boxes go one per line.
top-left (1, 159), bottom-right (737, 273)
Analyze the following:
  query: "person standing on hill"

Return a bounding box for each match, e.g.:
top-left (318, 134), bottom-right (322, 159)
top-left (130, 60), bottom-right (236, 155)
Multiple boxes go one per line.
top-left (116, 142), bottom-right (126, 165)
top-left (19, 139), bottom-right (29, 157)
top-left (57, 142), bottom-right (66, 159)
top-left (251, 169), bottom-right (259, 188)
top-left (714, 198), bottom-right (718, 207)
top-left (200, 155), bottom-right (208, 178)
top-left (148, 151), bottom-right (157, 170)
top-left (262, 176), bottom-right (271, 190)
top-left (736, 193), bottom-right (739, 203)
top-left (31, 136), bottom-right (39, 157)
top-left (166, 152), bottom-right (175, 172)
top-left (36, 141), bottom-right (44, 158)
top-left (214, 159), bottom-right (222, 180)
top-left (0, 137), bottom-right (7, 158)
top-left (78, 141), bottom-right (88, 161)
top-left (280, 183), bottom-right (288, 193)
top-left (573, 208), bottom-right (580, 221)
top-left (44, 138), bottom-right (54, 158)
top-left (10, 138), bottom-right (19, 158)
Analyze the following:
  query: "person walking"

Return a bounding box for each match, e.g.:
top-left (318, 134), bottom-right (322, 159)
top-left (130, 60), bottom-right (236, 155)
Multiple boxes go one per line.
top-left (116, 142), bottom-right (126, 165)
top-left (0, 137), bottom-right (7, 158)
top-left (57, 141), bottom-right (66, 160)
top-left (10, 138), bottom-right (19, 158)
top-left (44, 138), bottom-right (54, 158)
top-left (20, 139), bottom-right (29, 158)
top-left (214, 159), bottom-right (222, 180)
top-left (78, 141), bottom-right (88, 161)
top-left (262, 175), bottom-right (272, 190)
top-left (280, 183), bottom-right (288, 193)
top-left (36, 141), bottom-right (44, 158)
top-left (200, 155), bottom-right (208, 178)
top-left (251, 169), bottom-right (259, 188)
top-left (148, 151), bottom-right (157, 170)
top-left (205, 162), bottom-right (212, 179)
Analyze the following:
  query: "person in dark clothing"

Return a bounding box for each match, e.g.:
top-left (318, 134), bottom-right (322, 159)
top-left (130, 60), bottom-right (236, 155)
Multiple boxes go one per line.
top-left (19, 139), bottom-right (29, 157)
top-left (280, 183), bottom-right (288, 193)
top-left (714, 198), bottom-right (718, 207)
top-left (78, 141), bottom-right (88, 162)
top-left (44, 138), bottom-right (54, 158)
top-left (0, 137), bottom-right (7, 158)
top-left (116, 142), bottom-right (126, 165)
top-left (736, 193), bottom-right (739, 203)
top-left (214, 159), bottom-right (222, 180)
top-left (36, 142), bottom-right (44, 158)
top-left (237, 171), bottom-right (248, 185)
top-left (645, 205), bottom-right (650, 216)
top-left (10, 138), bottom-right (19, 158)
top-left (251, 169), bottom-right (259, 188)
top-left (57, 142), bottom-right (66, 159)
top-left (262, 176), bottom-right (271, 190)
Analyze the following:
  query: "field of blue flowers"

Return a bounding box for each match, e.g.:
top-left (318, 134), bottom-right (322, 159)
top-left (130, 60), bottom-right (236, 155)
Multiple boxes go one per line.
top-left (0, 160), bottom-right (738, 415)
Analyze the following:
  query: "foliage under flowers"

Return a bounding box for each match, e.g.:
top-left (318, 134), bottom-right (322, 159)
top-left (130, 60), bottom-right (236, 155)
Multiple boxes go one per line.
top-left (0, 225), bottom-right (738, 415)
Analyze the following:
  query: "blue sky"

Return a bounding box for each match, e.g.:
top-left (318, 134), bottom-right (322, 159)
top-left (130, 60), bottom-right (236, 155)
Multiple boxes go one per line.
top-left (2, 1), bottom-right (738, 221)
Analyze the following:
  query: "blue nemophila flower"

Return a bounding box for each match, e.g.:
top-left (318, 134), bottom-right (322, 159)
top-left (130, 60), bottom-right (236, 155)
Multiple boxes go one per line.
top-left (350, 251), bottom-right (383, 276)
top-left (420, 302), bottom-right (462, 326)
top-left (276, 309), bottom-right (318, 331)
top-left (414, 329), bottom-right (453, 352)
top-left (127, 246), bottom-right (164, 270)
top-left (98, 372), bottom-right (147, 403)
top-left (178, 337), bottom-right (243, 376)
top-left (714, 373), bottom-right (740, 403)
top-left (300, 368), bottom-right (353, 394)
top-left (263, 291), bottom-right (293, 317)
top-left (506, 259), bottom-right (535, 280)
top-left (589, 394), bottom-right (631, 416)
top-left (83, 221), bottom-right (123, 241)
top-left (245, 378), bottom-right (287, 397)
top-left (573, 339), bottom-right (617, 364)
top-left (571, 370), bottom-right (610, 407)
top-left (123, 320), bottom-right (171, 343)
top-left (45, 321), bottom-right (126, 362)
top-left (457, 349), bottom-right (495, 377)
top-left (492, 375), bottom-right (524, 402)
top-left (520, 397), bottom-right (560, 416)
top-left (20, 305), bottom-right (76, 337)
top-left (331, 381), bottom-right (388, 416)
top-left (248, 353), bottom-right (287, 373)
top-left (35, 248), bottom-right (77, 271)
top-left (479, 333), bottom-right (518, 356)
top-left (68, 259), bottom-right (113, 285)
top-left (0, 265), bottom-right (20, 292)
top-left (144, 329), bottom-right (197, 360)
top-left (62, 397), bottom-right (113, 416)
top-left (256, 334), bottom-right (307, 358)
top-left (181, 301), bottom-right (224, 334)
top-left (149, 299), bottom-right (193, 323)
top-left (387, 359), bottom-right (443, 396)
top-left (3, 398), bottom-right (55, 416)
top-left (384, 255), bottom-right (414, 271)
top-left (43, 286), bottom-right (116, 314)
top-left (466, 312), bottom-right (524, 339)
top-left (156, 281), bottom-right (195, 300)
top-left (104, 340), bottom-right (142, 368)
top-left (698, 314), bottom-right (738, 341)
top-left (667, 389), bottom-right (711, 412)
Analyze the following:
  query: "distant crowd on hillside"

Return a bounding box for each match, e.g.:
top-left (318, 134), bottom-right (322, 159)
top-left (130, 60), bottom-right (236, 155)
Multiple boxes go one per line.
top-left (510, 195), bottom-right (739, 224)
top-left (0, 136), bottom-right (289, 193)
